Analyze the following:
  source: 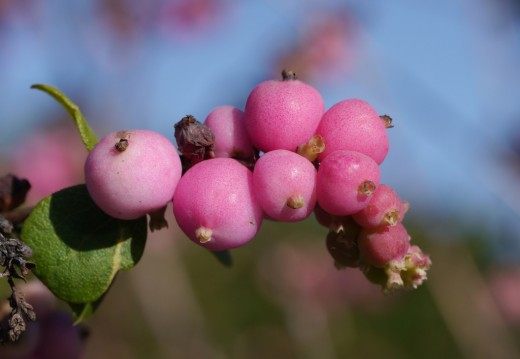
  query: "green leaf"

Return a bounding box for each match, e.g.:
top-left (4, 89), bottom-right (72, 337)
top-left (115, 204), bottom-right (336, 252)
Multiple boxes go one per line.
top-left (21, 185), bottom-right (147, 308)
top-left (31, 84), bottom-right (98, 151)
top-left (69, 296), bottom-right (104, 324)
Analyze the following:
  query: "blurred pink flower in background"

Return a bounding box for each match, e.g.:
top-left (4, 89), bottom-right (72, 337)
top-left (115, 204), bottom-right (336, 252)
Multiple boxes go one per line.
top-left (275, 9), bottom-right (358, 84)
top-left (159, 0), bottom-right (225, 39)
top-left (487, 267), bottom-right (520, 325)
top-left (258, 242), bottom-right (386, 312)
top-left (10, 122), bottom-right (87, 205)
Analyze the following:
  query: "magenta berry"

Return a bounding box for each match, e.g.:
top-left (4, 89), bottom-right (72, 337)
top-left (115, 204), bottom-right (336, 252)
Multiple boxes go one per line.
top-left (316, 99), bottom-right (389, 164)
top-left (172, 158), bottom-right (263, 251)
top-left (358, 223), bottom-right (410, 268)
top-left (204, 106), bottom-right (255, 159)
top-left (84, 130), bottom-right (182, 220)
top-left (244, 70), bottom-right (324, 152)
top-left (253, 150), bottom-right (316, 222)
top-left (352, 184), bottom-right (407, 228)
top-left (316, 150), bottom-right (381, 216)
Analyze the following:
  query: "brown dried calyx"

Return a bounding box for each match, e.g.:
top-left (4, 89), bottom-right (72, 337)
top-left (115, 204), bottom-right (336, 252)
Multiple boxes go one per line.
top-left (281, 69), bottom-right (298, 81)
top-left (358, 180), bottom-right (376, 196)
top-left (286, 195), bottom-right (304, 209)
top-left (380, 115), bottom-right (394, 129)
top-left (174, 115), bottom-right (215, 172)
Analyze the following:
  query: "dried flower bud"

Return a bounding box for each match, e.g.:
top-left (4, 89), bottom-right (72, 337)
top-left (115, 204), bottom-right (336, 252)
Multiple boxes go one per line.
top-left (174, 115), bottom-right (215, 171)
top-left (0, 174), bottom-right (31, 213)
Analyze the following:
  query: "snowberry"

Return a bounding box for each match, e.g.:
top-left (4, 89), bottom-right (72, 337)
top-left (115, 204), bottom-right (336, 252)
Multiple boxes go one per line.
top-left (316, 150), bottom-right (380, 216)
top-left (316, 99), bottom-right (389, 164)
top-left (172, 158), bottom-right (263, 251)
top-left (204, 106), bottom-right (255, 160)
top-left (358, 223), bottom-right (410, 268)
top-left (353, 184), bottom-right (409, 228)
top-left (84, 130), bottom-right (182, 220)
top-left (253, 150), bottom-right (316, 222)
top-left (244, 70), bottom-right (324, 152)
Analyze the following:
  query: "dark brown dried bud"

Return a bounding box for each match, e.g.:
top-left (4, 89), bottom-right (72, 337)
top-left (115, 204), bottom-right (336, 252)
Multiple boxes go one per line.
top-left (281, 69), bottom-right (297, 81)
top-left (174, 115), bottom-right (215, 172)
top-left (326, 226), bottom-right (361, 269)
top-left (0, 174), bottom-right (31, 213)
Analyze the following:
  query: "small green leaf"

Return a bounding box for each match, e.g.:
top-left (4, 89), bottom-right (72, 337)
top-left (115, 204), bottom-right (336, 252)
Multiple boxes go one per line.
top-left (211, 250), bottom-right (233, 267)
top-left (31, 84), bottom-right (98, 151)
top-left (21, 185), bottom-right (147, 308)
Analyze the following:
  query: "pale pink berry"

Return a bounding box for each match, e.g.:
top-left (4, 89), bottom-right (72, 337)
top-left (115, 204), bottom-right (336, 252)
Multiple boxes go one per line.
top-left (253, 150), bottom-right (316, 222)
top-left (358, 223), bottom-right (410, 268)
top-left (352, 184), bottom-right (408, 228)
top-left (204, 106), bottom-right (255, 159)
top-left (85, 130), bottom-right (182, 220)
top-left (316, 150), bottom-right (380, 216)
top-left (172, 158), bottom-right (263, 251)
top-left (317, 99), bottom-right (389, 164)
top-left (244, 70), bottom-right (324, 152)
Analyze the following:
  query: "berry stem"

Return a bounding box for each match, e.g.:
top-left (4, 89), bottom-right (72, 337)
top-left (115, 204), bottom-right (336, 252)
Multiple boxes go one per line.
top-left (281, 69), bottom-right (297, 81)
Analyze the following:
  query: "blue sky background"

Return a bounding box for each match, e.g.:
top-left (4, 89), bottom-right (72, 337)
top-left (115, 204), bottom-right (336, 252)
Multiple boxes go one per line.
top-left (1, 0), bottom-right (520, 259)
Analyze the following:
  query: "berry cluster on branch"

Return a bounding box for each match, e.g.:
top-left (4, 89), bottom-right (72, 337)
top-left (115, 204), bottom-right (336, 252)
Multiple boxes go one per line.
top-left (83, 70), bottom-right (431, 291)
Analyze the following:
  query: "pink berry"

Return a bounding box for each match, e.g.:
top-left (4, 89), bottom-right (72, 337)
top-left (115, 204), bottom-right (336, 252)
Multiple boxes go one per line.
top-left (85, 130), bottom-right (182, 220)
top-left (172, 158), bottom-right (263, 251)
top-left (316, 150), bottom-right (380, 216)
top-left (253, 150), bottom-right (316, 222)
top-left (244, 70), bottom-right (324, 152)
top-left (358, 223), bottom-right (410, 268)
top-left (204, 106), bottom-right (255, 160)
top-left (316, 99), bottom-right (389, 164)
top-left (352, 184), bottom-right (408, 228)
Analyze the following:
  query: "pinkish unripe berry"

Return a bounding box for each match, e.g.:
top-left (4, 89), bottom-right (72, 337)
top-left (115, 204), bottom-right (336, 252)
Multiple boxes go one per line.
top-left (204, 106), bottom-right (255, 160)
top-left (316, 99), bottom-right (389, 164)
top-left (84, 130), bottom-right (182, 220)
top-left (352, 184), bottom-right (408, 228)
top-left (316, 150), bottom-right (380, 216)
top-left (358, 223), bottom-right (410, 268)
top-left (172, 158), bottom-right (263, 251)
top-left (244, 70), bottom-right (324, 152)
top-left (253, 150), bottom-right (316, 222)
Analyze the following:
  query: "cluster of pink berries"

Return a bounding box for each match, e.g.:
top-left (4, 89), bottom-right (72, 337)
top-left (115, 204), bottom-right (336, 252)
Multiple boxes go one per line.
top-left (83, 70), bottom-right (430, 291)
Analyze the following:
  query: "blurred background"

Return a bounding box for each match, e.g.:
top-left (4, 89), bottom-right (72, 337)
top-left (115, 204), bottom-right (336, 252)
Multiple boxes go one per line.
top-left (1, 0), bottom-right (520, 358)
